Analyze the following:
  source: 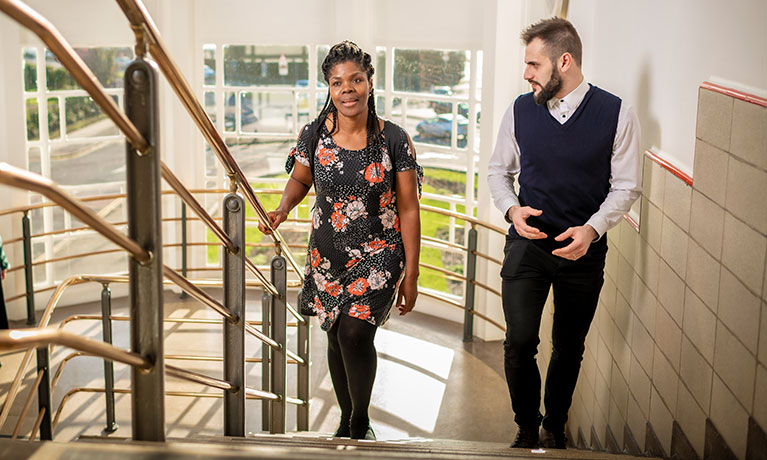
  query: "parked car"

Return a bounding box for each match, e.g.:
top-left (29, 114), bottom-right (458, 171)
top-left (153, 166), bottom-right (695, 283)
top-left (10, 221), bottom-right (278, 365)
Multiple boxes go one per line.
top-left (415, 113), bottom-right (468, 147)
top-left (224, 93), bottom-right (258, 132)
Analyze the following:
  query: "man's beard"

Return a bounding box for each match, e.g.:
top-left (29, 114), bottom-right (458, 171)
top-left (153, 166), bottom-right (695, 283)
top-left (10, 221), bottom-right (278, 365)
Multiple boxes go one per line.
top-left (531, 68), bottom-right (562, 105)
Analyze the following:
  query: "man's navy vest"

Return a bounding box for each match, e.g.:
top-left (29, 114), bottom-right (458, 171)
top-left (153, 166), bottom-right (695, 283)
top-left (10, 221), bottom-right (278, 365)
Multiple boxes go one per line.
top-left (512, 84), bottom-right (621, 251)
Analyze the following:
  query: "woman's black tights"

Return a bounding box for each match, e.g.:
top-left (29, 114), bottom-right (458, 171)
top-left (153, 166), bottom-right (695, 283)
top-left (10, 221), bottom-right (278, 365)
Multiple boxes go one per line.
top-left (326, 313), bottom-right (377, 438)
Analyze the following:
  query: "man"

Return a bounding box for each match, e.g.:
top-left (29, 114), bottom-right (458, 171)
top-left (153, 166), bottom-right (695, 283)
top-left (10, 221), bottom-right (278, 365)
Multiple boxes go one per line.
top-left (487, 17), bottom-right (641, 449)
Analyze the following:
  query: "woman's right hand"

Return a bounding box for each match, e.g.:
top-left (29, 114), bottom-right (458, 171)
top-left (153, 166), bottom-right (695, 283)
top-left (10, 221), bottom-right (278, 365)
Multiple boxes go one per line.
top-left (259, 209), bottom-right (288, 235)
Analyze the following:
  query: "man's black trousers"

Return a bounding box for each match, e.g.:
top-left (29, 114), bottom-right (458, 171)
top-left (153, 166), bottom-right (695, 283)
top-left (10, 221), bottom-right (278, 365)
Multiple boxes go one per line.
top-left (501, 235), bottom-right (606, 433)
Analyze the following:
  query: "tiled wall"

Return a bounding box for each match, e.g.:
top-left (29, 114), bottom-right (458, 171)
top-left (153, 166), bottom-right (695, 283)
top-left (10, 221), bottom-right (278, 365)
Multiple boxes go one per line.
top-left (554, 84), bottom-right (767, 459)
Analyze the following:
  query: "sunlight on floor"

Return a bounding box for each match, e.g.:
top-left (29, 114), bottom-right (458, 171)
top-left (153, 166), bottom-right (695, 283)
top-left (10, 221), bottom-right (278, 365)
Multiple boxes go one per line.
top-left (371, 328), bottom-right (455, 434)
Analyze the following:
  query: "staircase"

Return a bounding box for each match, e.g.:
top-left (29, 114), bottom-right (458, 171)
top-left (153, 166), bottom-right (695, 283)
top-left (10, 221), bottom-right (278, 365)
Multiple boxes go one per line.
top-left (0, 433), bottom-right (660, 460)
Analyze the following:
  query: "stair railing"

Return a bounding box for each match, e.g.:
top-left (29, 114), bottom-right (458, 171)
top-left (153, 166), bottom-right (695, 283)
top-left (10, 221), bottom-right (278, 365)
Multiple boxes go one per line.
top-left (0, 0), bottom-right (310, 442)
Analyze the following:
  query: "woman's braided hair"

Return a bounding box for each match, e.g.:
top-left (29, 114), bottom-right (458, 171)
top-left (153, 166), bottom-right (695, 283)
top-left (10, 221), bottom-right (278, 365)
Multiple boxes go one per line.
top-left (308, 41), bottom-right (380, 158)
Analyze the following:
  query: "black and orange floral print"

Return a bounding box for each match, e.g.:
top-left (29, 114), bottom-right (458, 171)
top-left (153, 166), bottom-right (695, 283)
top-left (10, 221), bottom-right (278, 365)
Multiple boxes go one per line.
top-left (286, 120), bottom-right (420, 331)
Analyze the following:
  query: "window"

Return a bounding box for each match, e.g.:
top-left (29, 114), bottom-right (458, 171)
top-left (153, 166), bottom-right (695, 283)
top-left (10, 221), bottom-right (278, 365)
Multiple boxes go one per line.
top-left (23, 45), bottom-right (133, 286)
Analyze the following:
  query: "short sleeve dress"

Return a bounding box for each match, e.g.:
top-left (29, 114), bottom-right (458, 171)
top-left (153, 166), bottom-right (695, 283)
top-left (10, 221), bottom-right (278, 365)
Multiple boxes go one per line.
top-left (285, 120), bottom-right (421, 332)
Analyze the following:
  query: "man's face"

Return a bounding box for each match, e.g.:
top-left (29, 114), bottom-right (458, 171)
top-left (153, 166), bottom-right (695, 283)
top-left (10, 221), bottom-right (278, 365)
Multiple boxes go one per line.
top-left (523, 37), bottom-right (563, 105)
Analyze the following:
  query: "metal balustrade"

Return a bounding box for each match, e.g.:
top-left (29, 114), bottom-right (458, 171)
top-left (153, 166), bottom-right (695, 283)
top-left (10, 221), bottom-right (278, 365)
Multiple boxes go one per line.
top-left (0, 0), bottom-right (507, 445)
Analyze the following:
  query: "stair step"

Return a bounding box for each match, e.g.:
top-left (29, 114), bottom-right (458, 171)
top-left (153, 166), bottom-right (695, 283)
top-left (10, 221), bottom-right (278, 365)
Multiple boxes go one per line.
top-left (60, 432), bottom-right (659, 460)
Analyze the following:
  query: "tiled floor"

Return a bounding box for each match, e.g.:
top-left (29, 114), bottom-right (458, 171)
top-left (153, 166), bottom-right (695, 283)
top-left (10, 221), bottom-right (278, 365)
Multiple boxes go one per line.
top-left (0, 288), bottom-right (513, 444)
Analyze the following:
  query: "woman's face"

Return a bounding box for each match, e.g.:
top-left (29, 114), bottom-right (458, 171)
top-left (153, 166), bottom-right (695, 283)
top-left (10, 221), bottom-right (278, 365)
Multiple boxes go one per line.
top-left (327, 60), bottom-right (372, 119)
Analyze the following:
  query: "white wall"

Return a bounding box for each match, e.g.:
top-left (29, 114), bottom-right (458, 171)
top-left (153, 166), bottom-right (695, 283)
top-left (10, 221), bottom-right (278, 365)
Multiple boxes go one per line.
top-left (569, 0), bottom-right (767, 176)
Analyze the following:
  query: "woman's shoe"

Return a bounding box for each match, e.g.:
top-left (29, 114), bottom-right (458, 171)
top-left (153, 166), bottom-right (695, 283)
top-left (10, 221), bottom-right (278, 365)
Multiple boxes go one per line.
top-left (351, 424), bottom-right (375, 440)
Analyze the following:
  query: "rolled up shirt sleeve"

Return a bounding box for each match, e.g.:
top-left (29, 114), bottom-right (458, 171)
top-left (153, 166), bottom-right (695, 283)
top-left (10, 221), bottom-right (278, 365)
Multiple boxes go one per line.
top-left (585, 102), bottom-right (643, 238)
top-left (488, 104), bottom-right (521, 220)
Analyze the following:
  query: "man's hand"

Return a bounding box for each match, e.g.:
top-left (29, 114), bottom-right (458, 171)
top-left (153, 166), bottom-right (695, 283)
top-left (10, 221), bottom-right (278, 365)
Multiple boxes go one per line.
top-left (551, 225), bottom-right (598, 260)
top-left (508, 206), bottom-right (547, 240)
top-left (1, 269), bottom-right (6, 280)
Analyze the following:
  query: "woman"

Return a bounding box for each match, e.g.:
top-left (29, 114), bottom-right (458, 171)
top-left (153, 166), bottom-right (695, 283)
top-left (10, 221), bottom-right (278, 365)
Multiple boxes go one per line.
top-left (259, 41), bottom-right (421, 440)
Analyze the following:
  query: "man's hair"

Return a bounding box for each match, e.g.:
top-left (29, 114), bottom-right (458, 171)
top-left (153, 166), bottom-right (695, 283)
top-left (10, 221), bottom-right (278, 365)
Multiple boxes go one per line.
top-left (521, 17), bottom-right (582, 67)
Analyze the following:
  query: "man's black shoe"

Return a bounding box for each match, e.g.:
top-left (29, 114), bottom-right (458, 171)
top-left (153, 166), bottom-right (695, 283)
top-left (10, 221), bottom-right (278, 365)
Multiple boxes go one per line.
top-left (510, 425), bottom-right (539, 448)
top-left (540, 428), bottom-right (567, 449)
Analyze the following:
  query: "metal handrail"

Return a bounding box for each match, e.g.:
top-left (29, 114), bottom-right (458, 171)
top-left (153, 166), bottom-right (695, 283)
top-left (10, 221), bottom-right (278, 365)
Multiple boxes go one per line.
top-left (113, 0), bottom-right (304, 283)
top-left (161, 162), bottom-right (235, 254)
top-left (0, 163), bottom-right (150, 264)
top-left (420, 204), bottom-right (507, 235)
top-left (162, 265), bottom-right (237, 322)
top-left (0, 0), bottom-right (148, 154)
top-left (166, 365), bottom-right (235, 392)
top-left (0, 329), bottom-right (151, 370)
top-left (50, 386), bottom-right (282, 433)
top-left (11, 369), bottom-right (45, 440)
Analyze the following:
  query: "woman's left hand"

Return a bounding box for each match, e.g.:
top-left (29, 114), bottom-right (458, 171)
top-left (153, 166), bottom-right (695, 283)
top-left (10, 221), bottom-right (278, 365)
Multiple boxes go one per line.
top-left (396, 275), bottom-right (418, 316)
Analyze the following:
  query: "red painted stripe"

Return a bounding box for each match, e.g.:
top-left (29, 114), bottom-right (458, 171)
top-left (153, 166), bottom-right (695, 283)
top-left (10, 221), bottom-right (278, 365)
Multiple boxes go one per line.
top-left (645, 149), bottom-right (693, 186)
top-left (701, 81), bottom-right (767, 108)
top-left (623, 213), bottom-right (639, 231)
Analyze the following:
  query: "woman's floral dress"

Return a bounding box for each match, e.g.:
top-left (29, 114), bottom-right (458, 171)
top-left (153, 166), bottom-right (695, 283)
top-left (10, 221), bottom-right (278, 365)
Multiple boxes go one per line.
top-left (286, 120), bottom-right (420, 331)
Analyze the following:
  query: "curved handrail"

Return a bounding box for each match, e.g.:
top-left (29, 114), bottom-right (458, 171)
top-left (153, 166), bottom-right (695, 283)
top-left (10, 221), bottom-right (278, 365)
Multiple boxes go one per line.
top-left (0, 163), bottom-right (150, 264)
top-left (420, 203), bottom-right (507, 235)
top-left (113, 0), bottom-right (303, 282)
top-left (0, 329), bottom-right (151, 370)
top-left (0, 0), bottom-right (149, 153)
top-left (11, 369), bottom-right (45, 440)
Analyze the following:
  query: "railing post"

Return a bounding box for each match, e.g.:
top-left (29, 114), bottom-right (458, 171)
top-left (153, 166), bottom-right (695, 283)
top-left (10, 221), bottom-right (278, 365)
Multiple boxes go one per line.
top-left (223, 192), bottom-right (245, 436)
top-left (463, 226), bottom-right (478, 342)
top-left (35, 346), bottom-right (52, 440)
top-left (261, 291), bottom-right (271, 432)
top-left (296, 290), bottom-right (310, 431)
top-left (101, 283), bottom-right (118, 434)
top-left (180, 202), bottom-right (188, 299)
top-left (22, 212), bottom-right (35, 325)
top-left (125, 56), bottom-right (165, 442)
top-left (269, 255), bottom-right (287, 434)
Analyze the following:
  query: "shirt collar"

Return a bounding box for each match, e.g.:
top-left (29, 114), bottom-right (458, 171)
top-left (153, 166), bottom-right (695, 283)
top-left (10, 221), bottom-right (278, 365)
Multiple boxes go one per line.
top-left (547, 78), bottom-right (590, 112)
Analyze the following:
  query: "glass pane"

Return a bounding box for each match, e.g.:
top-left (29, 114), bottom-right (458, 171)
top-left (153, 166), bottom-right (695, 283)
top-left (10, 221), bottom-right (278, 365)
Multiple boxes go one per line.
top-left (50, 139), bottom-right (124, 186)
top-left (23, 47), bottom-right (37, 91)
top-left (205, 145), bottom-right (218, 177)
top-left (32, 241), bottom-right (46, 283)
top-left (317, 90), bottom-right (328, 112)
top-left (225, 137), bottom-right (292, 179)
top-left (65, 96), bottom-right (118, 138)
top-left (47, 47), bottom-right (133, 90)
top-left (295, 92), bottom-right (312, 130)
top-left (48, 98), bottom-right (60, 139)
top-left (224, 91), bottom-right (235, 132)
top-left (474, 103), bottom-right (481, 151)
top-left (224, 45), bottom-right (308, 87)
top-left (28, 147), bottom-right (42, 175)
top-left (391, 97), bottom-right (402, 125)
top-left (317, 45), bottom-right (330, 83)
top-left (25, 99), bottom-right (39, 141)
top-left (376, 95), bottom-right (385, 117)
top-left (239, 92), bottom-right (258, 133)
top-left (204, 91), bottom-right (216, 124)
top-left (375, 47), bottom-right (386, 90)
top-left (475, 51), bottom-right (483, 101)
top-left (203, 44), bottom-right (216, 86)
top-left (408, 99), bottom-right (464, 148)
top-left (52, 207), bottom-right (67, 232)
top-left (30, 208), bottom-right (43, 234)
top-left (239, 91), bottom-right (294, 134)
top-left (393, 48), bottom-right (470, 95)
